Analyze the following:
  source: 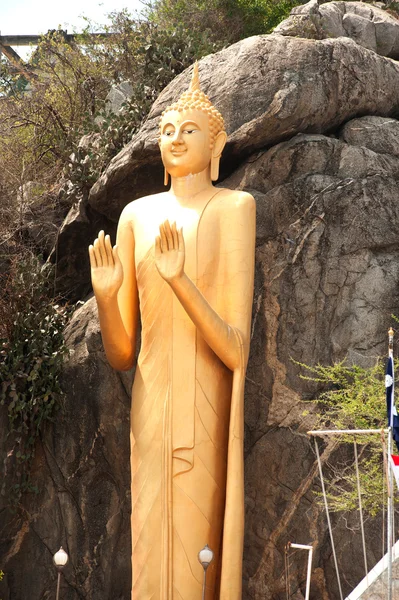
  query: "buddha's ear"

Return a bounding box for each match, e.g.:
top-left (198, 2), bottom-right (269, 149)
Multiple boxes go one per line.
top-left (211, 130), bottom-right (227, 182)
top-left (212, 130), bottom-right (227, 159)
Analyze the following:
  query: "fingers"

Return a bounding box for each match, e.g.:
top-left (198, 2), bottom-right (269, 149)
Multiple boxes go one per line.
top-left (90, 231), bottom-right (113, 267)
top-left (105, 234), bottom-right (114, 267)
top-left (159, 223), bottom-right (168, 251)
top-left (89, 245), bottom-right (97, 268)
top-left (98, 230), bottom-right (108, 265)
top-left (155, 236), bottom-right (162, 257)
top-left (164, 220), bottom-right (174, 250)
top-left (112, 244), bottom-right (121, 266)
top-left (171, 222), bottom-right (178, 249)
top-left (93, 238), bottom-right (102, 267)
top-left (178, 227), bottom-right (184, 252)
top-left (159, 221), bottom-right (180, 251)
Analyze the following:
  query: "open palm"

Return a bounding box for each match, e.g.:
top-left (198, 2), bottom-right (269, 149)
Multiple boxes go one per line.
top-left (155, 220), bottom-right (185, 282)
top-left (89, 230), bottom-right (123, 299)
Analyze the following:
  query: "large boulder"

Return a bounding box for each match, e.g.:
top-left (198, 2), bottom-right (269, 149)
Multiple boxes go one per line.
top-left (54, 29), bottom-right (399, 299)
top-left (230, 122), bottom-right (399, 598)
top-left (48, 197), bottom-right (116, 300)
top-left (275, 0), bottom-right (399, 59)
top-left (340, 114), bottom-right (399, 156)
top-left (88, 33), bottom-right (399, 221)
top-left (0, 298), bottom-right (133, 600)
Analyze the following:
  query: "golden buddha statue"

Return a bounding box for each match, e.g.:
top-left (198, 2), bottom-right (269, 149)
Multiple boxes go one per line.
top-left (88, 63), bottom-right (255, 599)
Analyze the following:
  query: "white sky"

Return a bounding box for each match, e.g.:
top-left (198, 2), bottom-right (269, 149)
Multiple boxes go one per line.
top-left (0, 0), bottom-right (143, 58)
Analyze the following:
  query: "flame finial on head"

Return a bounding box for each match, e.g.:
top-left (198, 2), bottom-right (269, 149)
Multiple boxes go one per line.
top-left (159, 62), bottom-right (225, 147)
top-left (188, 62), bottom-right (200, 93)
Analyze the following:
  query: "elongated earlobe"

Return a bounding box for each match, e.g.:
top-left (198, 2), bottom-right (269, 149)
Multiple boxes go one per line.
top-left (164, 169), bottom-right (169, 186)
top-left (211, 155), bottom-right (220, 182)
top-left (211, 130), bottom-right (227, 181)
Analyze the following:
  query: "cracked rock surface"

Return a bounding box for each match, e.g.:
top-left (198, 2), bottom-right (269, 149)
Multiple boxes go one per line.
top-left (0, 299), bottom-right (134, 599)
top-left (2, 4), bottom-right (399, 599)
top-left (275, 0), bottom-right (399, 58)
top-left (87, 33), bottom-right (399, 221)
top-left (55, 26), bottom-right (399, 299)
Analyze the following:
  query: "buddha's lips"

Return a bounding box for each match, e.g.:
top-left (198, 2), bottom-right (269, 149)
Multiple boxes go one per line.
top-left (171, 149), bottom-right (187, 155)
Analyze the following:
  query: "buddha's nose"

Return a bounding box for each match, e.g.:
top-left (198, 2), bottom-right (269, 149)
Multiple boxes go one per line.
top-left (172, 129), bottom-right (184, 144)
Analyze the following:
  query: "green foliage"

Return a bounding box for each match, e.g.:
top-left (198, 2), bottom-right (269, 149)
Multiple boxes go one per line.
top-left (296, 358), bottom-right (391, 515)
top-left (0, 14), bottom-right (220, 202)
top-left (148, 0), bottom-right (302, 41)
top-left (325, 448), bottom-right (386, 516)
top-left (298, 359), bottom-right (387, 430)
top-left (384, 3), bottom-right (399, 19)
top-left (67, 19), bottom-right (217, 189)
top-left (230, 0), bottom-right (304, 35)
top-left (0, 1), bottom-right (302, 210)
top-left (0, 254), bottom-right (69, 506)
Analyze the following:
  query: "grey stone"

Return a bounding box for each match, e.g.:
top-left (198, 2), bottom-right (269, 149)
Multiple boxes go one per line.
top-left (340, 115), bottom-right (399, 158)
top-left (275, 0), bottom-right (399, 59)
top-left (348, 548), bottom-right (399, 598)
top-left (342, 13), bottom-right (377, 52)
top-left (48, 196), bottom-right (117, 301)
top-left (88, 34), bottom-right (399, 220)
top-left (106, 81), bottom-right (134, 115)
top-left (0, 298), bottom-right (134, 600)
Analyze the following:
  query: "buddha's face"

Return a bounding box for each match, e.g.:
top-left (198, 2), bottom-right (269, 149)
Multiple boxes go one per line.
top-left (159, 109), bottom-right (212, 178)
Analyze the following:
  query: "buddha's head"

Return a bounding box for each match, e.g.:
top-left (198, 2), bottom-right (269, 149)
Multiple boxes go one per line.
top-left (159, 63), bottom-right (227, 183)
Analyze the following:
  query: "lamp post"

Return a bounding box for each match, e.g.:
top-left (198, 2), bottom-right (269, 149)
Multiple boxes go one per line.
top-left (198, 544), bottom-right (214, 600)
top-left (53, 546), bottom-right (69, 600)
top-left (286, 542), bottom-right (313, 600)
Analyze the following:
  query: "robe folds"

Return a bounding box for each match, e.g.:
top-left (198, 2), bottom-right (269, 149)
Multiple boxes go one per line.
top-left (129, 189), bottom-right (249, 600)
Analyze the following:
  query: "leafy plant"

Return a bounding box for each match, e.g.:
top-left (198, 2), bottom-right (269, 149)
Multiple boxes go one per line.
top-left (147, 0), bottom-right (303, 41)
top-left (0, 12), bottom-right (222, 211)
top-left (296, 358), bottom-right (391, 515)
top-left (66, 19), bottom-right (217, 190)
top-left (0, 254), bottom-right (69, 506)
top-left (297, 359), bottom-right (387, 430)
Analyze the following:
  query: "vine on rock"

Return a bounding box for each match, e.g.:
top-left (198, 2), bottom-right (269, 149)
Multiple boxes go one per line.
top-left (0, 254), bottom-right (69, 507)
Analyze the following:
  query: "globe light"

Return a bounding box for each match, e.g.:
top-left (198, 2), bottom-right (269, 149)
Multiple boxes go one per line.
top-left (198, 544), bottom-right (214, 600)
top-left (53, 547), bottom-right (69, 600)
top-left (53, 547), bottom-right (69, 568)
top-left (198, 544), bottom-right (214, 569)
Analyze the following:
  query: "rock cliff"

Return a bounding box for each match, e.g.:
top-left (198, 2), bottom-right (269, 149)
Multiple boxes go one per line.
top-left (1, 3), bottom-right (399, 599)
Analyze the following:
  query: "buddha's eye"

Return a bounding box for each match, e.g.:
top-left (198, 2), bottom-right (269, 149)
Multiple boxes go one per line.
top-left (183, 129), bottom-right (196, 134)
top-left (164, 130), bottom-right (174, 136)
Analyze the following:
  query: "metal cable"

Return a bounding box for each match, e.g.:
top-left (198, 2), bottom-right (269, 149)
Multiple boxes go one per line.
top-left (314, 438), bottom-right (344, 600)
top-left (353, 439), bottom-right (368, 582)
top-left (284, 544), bottom-right (290, 600)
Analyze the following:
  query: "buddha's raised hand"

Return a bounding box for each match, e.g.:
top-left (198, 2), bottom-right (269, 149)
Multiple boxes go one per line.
top-left (155, 220), bottom-right (185, 282)
top-left (89, 230), bottom-right (123, 299)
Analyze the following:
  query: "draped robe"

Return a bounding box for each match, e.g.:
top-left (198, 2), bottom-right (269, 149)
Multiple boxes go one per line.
top-left (128, 189), bottom-right (250, 599)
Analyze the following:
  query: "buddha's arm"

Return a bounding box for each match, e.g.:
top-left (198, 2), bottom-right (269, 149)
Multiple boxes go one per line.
top-left (156, 193), bottom-right (255, 371)
top-left (89, 209), bottom-right (139, 371)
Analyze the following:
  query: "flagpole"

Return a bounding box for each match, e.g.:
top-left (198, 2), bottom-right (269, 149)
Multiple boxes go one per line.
top-left (389, 327), bottom-right (394, 426)
top-left (387, 427), bottom-right (393, 600)
top-left (387, 327), bottom-right (394, 600)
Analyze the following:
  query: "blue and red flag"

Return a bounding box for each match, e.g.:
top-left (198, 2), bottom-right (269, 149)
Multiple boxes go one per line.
top-left (386, 353), bottom-right (399, 452)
